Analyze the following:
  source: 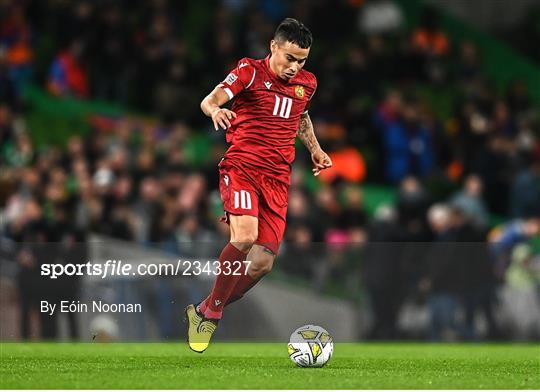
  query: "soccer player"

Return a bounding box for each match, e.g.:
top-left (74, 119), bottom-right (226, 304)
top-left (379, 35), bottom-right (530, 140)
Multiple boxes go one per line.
top-left (186, 18), bottom-right (332, 352)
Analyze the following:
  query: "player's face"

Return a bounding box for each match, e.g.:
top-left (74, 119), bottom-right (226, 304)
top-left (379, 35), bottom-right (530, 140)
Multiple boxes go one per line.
top-left (270, 40), bottom-right (310, 81)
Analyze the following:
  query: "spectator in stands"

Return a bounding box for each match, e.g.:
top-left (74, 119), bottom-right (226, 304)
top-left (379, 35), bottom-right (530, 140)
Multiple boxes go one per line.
top-left (153, 60), bottom-right (191, 123)
top-left (449, 205), bottom-right (499, 340)
top-left (106, 204), bottom-right (136, 241)
top-left (131, 176), bottom-right (163, 245)
top-left (0, 3), bottom-right (34, 88)
top-left (0, 105), bottom-right (15, 161)
top-left (339, 185), bottom-right (368, 229)
top-left (501, 244), bottom-right (540, 340)
top-left (286, 188), bottom-right (313, 228)
top-left (374, 90), bottom-right (403, 130)
top-left (317, 146), bottom-right (367, 184)
top-left (93, 2), bottom-right (131, 103)
top-left (312, 185), bottom-right (341, 242)
top-left (363, 204), bottom-right (403, 339)
top-left (47, 39), bottom-right (89, 98)
top-left (313, 230), bottom-right (351, 295)
top-left (51, 204), bottom-right (87, 340)
top-left (281, 223), bottom-right (317, 279)
top-left (449, 174), bottom-right (490, 228)
top-left (489, 217), bottom-right (540, 280)
top-left (473, 136), bottom-right (515, 215)
top-left (410, 7), bottom-right (450, 84)
top-left (165, 213), bottom-right (218, 258)
top-left (492, 100), bottom-right (518, 138)
top-left (60, 1), bottom-right (96, 44)
top-left (74, 175), bottom-right (102, 232)
top-left (381, 100), bottom-right (435, 183)
top-left (358, 0), bottom-right (404, 36)
top-left (4, 132), bottom-right (33, 168)
top-left (341, 46), bottom-right (376, 101)
top-left (411, 7), bottom-right (450, 57)
top-left (509, 154), bottom-right (540, 219)
top-left (396, 176), bottom-right (431, 240)
top-left (506, 80), bottom-right (532, 117)
top-left (13, 198), bottom-right (60, 339)
top-left (456, 41), bottom-right (481, 84)
top-left (422, 203), bottom-right (463, 341)
top-left (0, 57), bottom-right (21, 111)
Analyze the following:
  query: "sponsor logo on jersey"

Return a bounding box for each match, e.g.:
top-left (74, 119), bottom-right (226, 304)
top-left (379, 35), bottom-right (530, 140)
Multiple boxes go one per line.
top-left (264, 81), bottom-right (272, 89)
top-left (238, 62), bottom-right (248, 68)
top-left (214, 299), bottom-right (221, 306)
top-left (224, 73), bottom-right (238, 85)
top-left (295, 85), bottom-right (305, 99)
top-left (223, 175), bottom-right (229, 186)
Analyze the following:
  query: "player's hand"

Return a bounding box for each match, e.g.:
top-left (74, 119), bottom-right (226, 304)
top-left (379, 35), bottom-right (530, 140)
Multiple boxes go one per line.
top-left (211, 108), bottom-right (237, 130)
top-left (311, 148), bottom-right (332, 176)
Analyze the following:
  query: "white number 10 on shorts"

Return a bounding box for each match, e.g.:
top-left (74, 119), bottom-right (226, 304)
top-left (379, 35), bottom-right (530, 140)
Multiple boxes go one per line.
top-left (233, 190), bottom-right (252, 210)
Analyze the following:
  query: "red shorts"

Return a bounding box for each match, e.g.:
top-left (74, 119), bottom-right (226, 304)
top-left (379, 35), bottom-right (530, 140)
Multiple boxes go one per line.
top-left (218, 159), bottom-right (289, 255)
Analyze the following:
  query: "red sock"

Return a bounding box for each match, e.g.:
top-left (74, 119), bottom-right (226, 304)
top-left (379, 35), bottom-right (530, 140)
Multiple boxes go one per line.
top-left (225, 269), bottom-right (259, 306)
top-left (201, 243), bottom-right (247, 319)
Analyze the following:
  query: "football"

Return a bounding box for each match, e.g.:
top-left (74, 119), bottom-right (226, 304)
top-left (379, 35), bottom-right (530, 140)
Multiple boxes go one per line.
top-left (288, 325), bottom-right (334, 367)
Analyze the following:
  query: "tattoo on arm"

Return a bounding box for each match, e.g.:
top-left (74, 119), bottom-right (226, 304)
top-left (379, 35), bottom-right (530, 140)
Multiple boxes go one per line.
top-left (297, 113), bottom-right (320, 154)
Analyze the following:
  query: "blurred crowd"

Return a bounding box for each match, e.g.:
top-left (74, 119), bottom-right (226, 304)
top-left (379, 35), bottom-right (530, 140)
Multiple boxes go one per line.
top-left (1, 0), bottom-right (540, 341)
top-left (498, 2), bottom-right (540, 64)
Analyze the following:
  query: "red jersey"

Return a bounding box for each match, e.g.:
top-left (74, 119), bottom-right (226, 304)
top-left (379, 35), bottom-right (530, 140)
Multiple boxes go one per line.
top-left (216, 56), bottom-right (317, 182)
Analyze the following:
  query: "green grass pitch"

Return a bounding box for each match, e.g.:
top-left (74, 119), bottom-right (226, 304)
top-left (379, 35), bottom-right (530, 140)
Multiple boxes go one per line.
top-left (1, 342), bottom-right (539, 389)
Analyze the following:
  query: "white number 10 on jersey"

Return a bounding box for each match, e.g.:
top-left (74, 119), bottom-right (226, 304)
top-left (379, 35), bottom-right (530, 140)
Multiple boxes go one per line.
top-left (273, 95), bottom-right (292, 119)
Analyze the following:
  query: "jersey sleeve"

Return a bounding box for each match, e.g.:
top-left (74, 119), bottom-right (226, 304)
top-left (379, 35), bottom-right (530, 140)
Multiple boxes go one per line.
top-left (216, 58), bottom-right (257, 100)
top-left (302, 77), bottom-right (318, 114)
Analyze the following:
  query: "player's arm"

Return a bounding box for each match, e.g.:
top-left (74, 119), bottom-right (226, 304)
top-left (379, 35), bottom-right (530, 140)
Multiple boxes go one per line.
top-left (298, 112), bottom-right (332, 176)
top-left (201, 87), bottom-right (237, 130)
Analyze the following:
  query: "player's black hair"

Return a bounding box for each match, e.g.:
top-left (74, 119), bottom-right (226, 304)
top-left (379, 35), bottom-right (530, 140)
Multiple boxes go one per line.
top-left (274, 18), bottom-right (312, 49)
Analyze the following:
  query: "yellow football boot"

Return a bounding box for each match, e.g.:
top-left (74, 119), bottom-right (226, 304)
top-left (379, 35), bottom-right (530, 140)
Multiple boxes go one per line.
top-left (185, 304), bottom-right (218, 353)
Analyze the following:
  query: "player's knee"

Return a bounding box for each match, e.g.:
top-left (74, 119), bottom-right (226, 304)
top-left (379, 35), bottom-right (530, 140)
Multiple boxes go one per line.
top-left (231, 232), bottom-right (258, 248)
